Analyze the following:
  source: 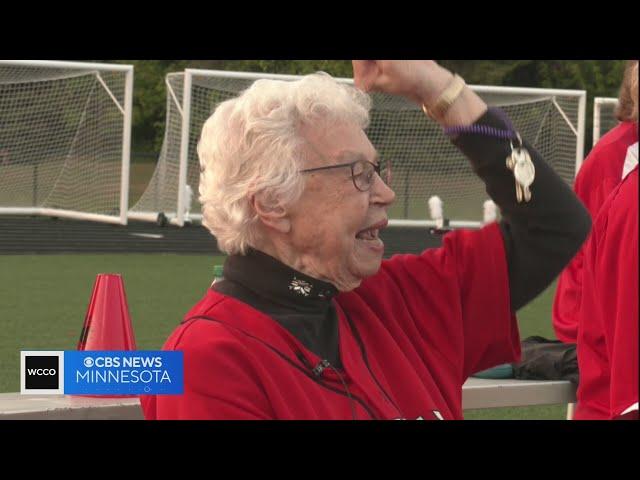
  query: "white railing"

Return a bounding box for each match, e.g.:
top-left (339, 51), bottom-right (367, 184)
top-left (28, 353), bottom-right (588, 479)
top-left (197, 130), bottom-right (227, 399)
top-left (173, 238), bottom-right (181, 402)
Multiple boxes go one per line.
top-left (0, 378), bottom-right (576, 419)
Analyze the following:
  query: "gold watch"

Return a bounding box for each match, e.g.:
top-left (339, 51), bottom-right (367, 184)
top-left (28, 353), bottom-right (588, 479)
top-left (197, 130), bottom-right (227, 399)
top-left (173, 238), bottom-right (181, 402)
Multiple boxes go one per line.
top-left (422, 74), bottom-right (466, 121)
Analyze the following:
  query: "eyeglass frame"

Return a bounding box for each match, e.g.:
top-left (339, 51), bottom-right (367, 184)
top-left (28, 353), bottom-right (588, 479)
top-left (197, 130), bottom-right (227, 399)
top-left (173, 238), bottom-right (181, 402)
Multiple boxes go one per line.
top-left (298, 158), bottom-right (392, 192)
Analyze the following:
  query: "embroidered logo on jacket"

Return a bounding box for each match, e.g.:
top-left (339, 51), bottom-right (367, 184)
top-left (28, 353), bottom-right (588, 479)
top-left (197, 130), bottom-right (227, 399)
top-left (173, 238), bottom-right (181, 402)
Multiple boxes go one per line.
top-left (289, 277), bottom-right (312, 297)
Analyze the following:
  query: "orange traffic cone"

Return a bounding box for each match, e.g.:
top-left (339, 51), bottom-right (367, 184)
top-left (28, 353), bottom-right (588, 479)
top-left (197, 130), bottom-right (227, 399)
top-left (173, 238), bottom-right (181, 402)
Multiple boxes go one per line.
top-left (75, 273), bottom-right (137, 397)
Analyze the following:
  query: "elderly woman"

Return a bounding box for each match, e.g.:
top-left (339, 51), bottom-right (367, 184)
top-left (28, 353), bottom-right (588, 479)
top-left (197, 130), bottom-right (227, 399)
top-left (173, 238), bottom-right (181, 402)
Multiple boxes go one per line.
top-left (141, 60), bottom-right (590, 420)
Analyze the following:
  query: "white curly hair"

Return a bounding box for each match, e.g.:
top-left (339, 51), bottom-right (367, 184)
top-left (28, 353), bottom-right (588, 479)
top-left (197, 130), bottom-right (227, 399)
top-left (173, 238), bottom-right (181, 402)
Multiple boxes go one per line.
top-left (197, 72), bottom-right (372, 255)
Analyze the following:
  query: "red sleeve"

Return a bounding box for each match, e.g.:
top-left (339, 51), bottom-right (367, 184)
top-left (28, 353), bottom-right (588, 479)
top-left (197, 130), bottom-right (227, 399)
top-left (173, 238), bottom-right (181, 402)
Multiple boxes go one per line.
top-left (553, 146), bottom-right (623, 344)
top-left (452, 224), bottom-right (520, 378)
top-left (150, 321), bottom-right (275, 420)
top-left (583, 169), bottom-right (638, 420)
top-left (369, 222), bottom-right (520, 381)
top-left (602, 173), bottom-right (638, 419)
top-left (552, 236), bottom-right (584, 344)
top-left (553, 153), bottom-right (592, 343)
top-left (609, 247), bottom-right (639, 419)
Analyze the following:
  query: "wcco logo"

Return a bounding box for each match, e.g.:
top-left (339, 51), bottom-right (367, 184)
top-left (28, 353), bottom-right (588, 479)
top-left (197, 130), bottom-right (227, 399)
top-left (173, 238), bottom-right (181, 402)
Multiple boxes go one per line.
top-left (27, 368), bottom-right (57, 375)
top-left (21, 351), bottom-right (64, 394)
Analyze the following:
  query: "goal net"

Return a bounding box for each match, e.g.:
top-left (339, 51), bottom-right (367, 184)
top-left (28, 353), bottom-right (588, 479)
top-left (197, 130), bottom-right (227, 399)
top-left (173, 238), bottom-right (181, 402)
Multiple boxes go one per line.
top-left (130, 69), bottom-right (586, 228)
top-left (593, 97), bottom-right (619, 147)
top-left (0, 60), bottom-right (133, 224)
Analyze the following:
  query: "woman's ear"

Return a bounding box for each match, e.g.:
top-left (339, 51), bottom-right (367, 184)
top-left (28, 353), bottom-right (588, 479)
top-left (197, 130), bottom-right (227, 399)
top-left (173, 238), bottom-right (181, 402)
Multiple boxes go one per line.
top-left (251, 191), bottom-right (291, 234)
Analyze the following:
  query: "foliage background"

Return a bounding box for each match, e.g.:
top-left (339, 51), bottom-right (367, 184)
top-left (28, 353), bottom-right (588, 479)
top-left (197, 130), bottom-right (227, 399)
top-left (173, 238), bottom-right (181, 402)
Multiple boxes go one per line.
top-left (108, 60), bottom-right (627, 154)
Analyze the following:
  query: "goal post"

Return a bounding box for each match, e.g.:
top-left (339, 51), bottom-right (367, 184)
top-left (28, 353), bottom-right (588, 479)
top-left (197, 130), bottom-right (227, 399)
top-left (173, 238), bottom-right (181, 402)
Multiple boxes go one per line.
top-left (0, 60), bottom-right (133, 225)
top-left (593, 97), bottom-right (619, 147)
top-left (129, 69), bottom-right (586, 228)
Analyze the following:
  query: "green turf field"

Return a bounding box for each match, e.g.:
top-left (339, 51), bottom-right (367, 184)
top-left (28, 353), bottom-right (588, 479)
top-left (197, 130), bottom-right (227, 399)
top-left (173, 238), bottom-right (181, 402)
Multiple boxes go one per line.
top-left (0, 254), bottom-right (567, 419)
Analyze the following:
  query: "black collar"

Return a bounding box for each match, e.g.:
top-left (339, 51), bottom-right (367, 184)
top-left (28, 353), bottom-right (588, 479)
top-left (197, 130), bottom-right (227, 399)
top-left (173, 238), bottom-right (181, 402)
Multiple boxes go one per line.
top-left (220, 248), bottom-right (339, 312)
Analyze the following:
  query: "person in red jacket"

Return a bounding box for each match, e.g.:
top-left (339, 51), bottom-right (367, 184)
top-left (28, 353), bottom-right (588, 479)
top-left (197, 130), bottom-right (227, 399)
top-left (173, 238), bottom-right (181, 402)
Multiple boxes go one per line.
top-left (576, 161), bottom-right (638, 419)
top-left (140, 61), bottom-right (590, 420)
top-left (574, 61), bottom-right (638, 420)
top-left (553, 60), bottom-right (639, 344)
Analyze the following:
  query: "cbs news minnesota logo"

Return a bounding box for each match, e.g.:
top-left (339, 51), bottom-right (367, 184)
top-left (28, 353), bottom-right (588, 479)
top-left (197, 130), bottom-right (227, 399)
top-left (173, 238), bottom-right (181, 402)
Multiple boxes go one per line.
top-left (20, 351), bottom-right (183, 395)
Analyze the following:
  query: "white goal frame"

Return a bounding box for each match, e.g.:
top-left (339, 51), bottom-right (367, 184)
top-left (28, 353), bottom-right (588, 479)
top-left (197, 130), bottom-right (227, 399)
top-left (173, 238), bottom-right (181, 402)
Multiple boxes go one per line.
top-left (593, 97), bottom-right (619, 147)
top-left (130, 69), bottom-right (586, 228)
top-left (0, 60), bottom-right (133, 225)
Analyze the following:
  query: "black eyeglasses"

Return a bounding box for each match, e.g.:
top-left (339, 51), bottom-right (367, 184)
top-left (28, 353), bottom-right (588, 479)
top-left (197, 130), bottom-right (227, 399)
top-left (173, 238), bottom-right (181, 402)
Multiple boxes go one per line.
top-left (299, 158), bottom-right (392, 192)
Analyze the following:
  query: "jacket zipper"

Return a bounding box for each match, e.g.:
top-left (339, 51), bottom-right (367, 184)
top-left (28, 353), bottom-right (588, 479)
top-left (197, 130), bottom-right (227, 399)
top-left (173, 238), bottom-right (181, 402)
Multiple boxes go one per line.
top-left (340, 308), bottom-right (405, 418)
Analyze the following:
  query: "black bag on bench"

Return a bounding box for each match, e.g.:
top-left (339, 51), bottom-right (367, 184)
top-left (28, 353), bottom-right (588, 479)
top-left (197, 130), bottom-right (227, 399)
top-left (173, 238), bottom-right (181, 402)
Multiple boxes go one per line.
top-left (512, 336), bottom-right (579, 385)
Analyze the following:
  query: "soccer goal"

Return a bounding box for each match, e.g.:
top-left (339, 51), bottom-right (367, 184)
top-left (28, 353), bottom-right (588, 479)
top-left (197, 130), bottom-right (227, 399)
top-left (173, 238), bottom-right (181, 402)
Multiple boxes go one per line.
top-left (129, 69), bottom-right (586, 228)
top-left (593, 97), bottom-right (619, 147)
top-left (0, 60), bottom-right (133, 225)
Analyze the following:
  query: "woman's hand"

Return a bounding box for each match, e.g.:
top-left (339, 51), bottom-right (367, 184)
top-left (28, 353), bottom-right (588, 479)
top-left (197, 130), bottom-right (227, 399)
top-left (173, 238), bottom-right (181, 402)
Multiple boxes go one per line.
top-left (352, 60), bottom-right (487, 126)
top-left (352, 60), bottom-right (450, 106)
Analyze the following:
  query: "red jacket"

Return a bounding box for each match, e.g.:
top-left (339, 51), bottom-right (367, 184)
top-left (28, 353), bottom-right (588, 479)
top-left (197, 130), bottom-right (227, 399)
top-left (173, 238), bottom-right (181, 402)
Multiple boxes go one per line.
top-left (141, 223), bottom-right (520, 420)
top-left (553, 122), bottom-right (638, 343)
top-left (575, 166), bottom-right (638, 420)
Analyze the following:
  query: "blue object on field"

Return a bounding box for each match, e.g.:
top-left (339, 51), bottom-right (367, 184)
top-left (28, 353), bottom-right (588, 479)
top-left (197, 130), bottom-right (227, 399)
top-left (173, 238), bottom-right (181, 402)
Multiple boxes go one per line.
top-left (472, 363), bottom-right (514, 379)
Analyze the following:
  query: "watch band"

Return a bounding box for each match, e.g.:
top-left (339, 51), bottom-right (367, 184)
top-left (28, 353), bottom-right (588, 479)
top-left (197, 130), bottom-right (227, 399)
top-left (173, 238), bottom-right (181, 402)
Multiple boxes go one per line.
top-left (422, 74), bottom-right (466, 121)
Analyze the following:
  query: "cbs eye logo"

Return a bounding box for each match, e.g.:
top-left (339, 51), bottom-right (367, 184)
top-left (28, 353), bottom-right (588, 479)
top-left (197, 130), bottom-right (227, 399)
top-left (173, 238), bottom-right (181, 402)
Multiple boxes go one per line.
top-left (21, 351), bottom-right (64, 394)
